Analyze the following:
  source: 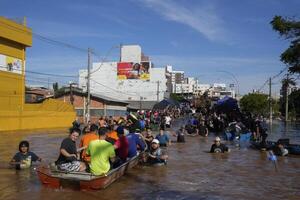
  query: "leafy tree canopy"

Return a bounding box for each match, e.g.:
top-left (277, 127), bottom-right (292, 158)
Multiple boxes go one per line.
top-left (271, 16), bottom-right (300, 73)
top-left (240, 93), bottom-right (269, 116)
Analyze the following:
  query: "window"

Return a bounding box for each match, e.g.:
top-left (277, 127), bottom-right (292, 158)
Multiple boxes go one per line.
top-left (90, 109), bottom-right (104, 116)
top-left (75, 109), bottom-right (84, 116)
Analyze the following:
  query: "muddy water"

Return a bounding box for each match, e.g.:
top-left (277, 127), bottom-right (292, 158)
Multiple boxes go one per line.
top-left (0, 121), bottom-right (300, 200)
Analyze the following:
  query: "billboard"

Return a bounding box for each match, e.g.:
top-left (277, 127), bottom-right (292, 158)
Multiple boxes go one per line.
top-left (0, 54), bottom-right (22, 74)
top-left (117, 62), bottom-right (150, 80)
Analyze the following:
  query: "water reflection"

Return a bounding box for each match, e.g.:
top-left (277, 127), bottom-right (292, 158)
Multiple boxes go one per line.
top-left (0, 121), bottom-right (299, 200)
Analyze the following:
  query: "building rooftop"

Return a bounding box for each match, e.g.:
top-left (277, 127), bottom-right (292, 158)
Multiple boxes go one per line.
top-left (55, 87), bottom-right (129, 105)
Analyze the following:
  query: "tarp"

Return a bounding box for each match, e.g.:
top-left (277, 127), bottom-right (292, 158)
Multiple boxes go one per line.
top-left (152, 99), bottom-right (180, 110)
top-left (216, 96), bottom-right (239, 112)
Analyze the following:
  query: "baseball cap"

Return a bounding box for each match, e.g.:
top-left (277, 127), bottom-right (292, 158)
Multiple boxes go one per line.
top-left (152, 139), bottom-right (160, 144)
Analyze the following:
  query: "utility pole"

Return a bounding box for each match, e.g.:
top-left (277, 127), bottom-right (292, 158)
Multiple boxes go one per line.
top-left (157, 81), bottom-right (160, 102)
top-left (139, 96), bottom-right (142, 110)
top-left (285, 74), bottom-right (289, 122)
top-left (269, 77), bottom-right (272, 125)
top-left (85, 48), bottom-right (91, 123)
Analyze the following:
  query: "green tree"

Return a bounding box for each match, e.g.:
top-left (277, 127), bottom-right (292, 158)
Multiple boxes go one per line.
top-left (240, 93), bottom-right (269, 116)
top-left (279, 76), bottom-right (296, 115)
top-left (270, 16), bottom-right (300, 73)
top-left (288, 89), bottom-right (300, 120)
top-left (170, 93), bottom-right (184, 102)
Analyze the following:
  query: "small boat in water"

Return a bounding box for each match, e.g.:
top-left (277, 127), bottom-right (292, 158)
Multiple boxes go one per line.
top-left (250, 140), bottom-right (300, 155)
top-left (37, 153), bottom-right (142, 190)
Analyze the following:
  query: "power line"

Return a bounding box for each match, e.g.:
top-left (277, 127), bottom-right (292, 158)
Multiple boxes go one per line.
top-left (257, 66), bottom-right (289, 92)
top-left (0, 20), bottom-right (87, 53)
top-left (0, 20), bottom-right (122, 80)
top-left (0, 65), bottom-right (78, 78)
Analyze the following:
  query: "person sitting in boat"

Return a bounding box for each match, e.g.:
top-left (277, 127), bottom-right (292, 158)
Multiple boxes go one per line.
top-left (10, 140), bottom-right (41, 170)
top-left (126, 127), bottom-right (146, 158)
top-left (210, 137), bottom-right (230, 153)
top-left (86, 127), bottom-right (116, 175)
top-left (79, 124), bottom-right (99, 162)
top-left (114, 126), bottom-right (129, 163)
top-left (155, 127), bottom-right (171, 147)
top-left (82, 120), bottom-right (92, 134)
top-left (144, 128), bottom-right (154, 150)
top-left (273, 142), bottom-right (289, 156)
top-left (146, 139), bottom-right (168, 165)
top-left (106, 124), bottom-right (119, 145)
top-left (55, 128), bottom-right (86, 172)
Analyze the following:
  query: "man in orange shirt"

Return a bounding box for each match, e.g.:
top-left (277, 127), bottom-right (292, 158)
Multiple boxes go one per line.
top-left (106, 124), bottom-right (119, 145)
top-left (79, 124), bottom-right (99, 162)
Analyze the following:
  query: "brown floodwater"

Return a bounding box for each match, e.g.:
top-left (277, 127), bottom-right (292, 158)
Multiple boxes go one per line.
top-left (0, 120), bottom-right (300, 200)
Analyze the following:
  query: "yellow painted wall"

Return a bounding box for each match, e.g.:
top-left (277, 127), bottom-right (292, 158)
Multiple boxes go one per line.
top-left (0, 99), bottom-right (76, 131)
top-left (0, 17), bottom-right (75, 132)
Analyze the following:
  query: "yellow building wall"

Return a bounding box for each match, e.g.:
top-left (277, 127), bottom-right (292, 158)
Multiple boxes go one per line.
top-left (0, 17), bottom-right (75, 132)
top-left (0, 99), bottom-right (76, 131)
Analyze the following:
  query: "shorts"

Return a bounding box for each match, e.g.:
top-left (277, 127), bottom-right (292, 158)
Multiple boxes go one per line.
top-left (58, 161), bottom-right (81, 172)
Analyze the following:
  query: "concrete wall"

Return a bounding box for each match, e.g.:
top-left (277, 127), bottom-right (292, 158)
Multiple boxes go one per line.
top-left (0, 17), bottom-right (75, 132)
top-left (0, 99), bottom-right (75, 131)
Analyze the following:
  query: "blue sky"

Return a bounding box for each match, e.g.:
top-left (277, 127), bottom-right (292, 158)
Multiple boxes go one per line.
top-left (1, 0), bottom-right (299, 94)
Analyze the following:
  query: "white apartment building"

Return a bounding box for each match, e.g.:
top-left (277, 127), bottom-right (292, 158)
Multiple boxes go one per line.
top-left (79, 45), bottom-right (167, 102)
top-left (211, 83), bottom-right (235, 99)
top-left (165, 65), bottom-right (185, 94)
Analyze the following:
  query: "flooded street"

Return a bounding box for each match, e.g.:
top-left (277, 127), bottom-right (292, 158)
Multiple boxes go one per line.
top-left (0, 120), bottom-right (300, 200)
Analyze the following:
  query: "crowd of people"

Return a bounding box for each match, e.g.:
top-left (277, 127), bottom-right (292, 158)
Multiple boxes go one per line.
top-left (9, 102), bottom-right (289, 174)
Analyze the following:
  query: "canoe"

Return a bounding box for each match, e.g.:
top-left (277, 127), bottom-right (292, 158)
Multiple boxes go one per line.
top-left (37, 153), bottom-right (142, 190)
top-left (251, 141), bottom-right (300, 155)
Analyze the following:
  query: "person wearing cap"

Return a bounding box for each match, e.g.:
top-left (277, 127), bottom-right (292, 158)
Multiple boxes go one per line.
top-left (114, 126), bottom-right (129, 163)
top-left (79, 124), bottom-right (99, 162)
top-left (147, 139), bottom-right (168, 165)
top-left (86, 127), bottom-right (116, 175)
top-left (210, 137), bottom-right (229, 153)
top-left (10, 140), bottom-right (41, 169)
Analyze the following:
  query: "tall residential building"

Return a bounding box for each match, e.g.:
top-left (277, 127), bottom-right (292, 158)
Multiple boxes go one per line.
top-left (165, 65), bottom-right (185, 93)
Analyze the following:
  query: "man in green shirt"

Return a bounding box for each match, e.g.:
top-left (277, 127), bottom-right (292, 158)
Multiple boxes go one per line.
top-left (86, 127), bottom-right (116, 175)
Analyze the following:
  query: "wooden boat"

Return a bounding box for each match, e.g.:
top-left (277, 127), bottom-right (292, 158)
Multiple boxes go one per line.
top-left (37, 153), bottom-right (142, 190)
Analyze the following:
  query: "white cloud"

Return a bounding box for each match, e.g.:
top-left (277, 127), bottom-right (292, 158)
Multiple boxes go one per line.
top-left (139, 0), bottom-right (226, 42)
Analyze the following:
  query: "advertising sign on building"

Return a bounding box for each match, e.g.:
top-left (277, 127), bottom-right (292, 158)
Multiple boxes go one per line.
top-left (0, 54), bottom-right (22, 74)
top-left (117, 61), bottom-right (150, 80)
